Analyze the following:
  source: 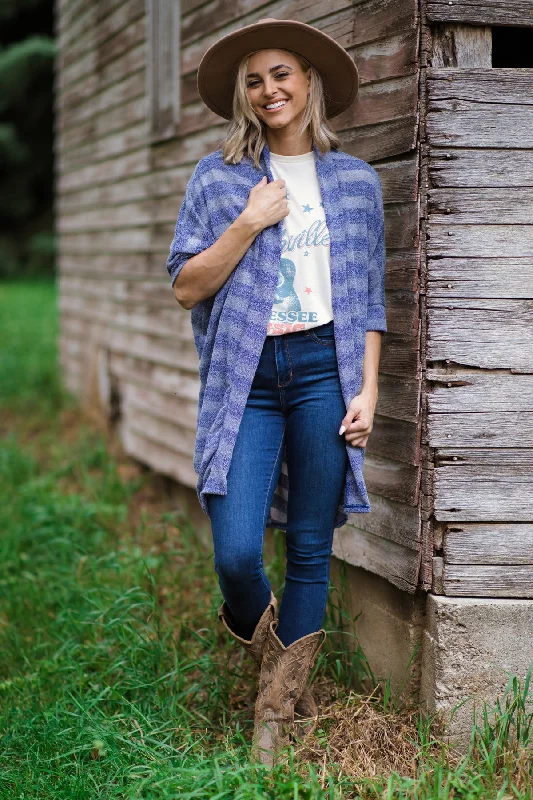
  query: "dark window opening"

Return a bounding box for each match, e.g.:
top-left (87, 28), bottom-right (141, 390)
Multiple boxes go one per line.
top-left (492, 27), bottom-right (533, 68)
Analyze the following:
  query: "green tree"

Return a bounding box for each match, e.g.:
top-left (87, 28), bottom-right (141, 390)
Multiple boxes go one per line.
top-left (0, 0), bottom-right (54, 277)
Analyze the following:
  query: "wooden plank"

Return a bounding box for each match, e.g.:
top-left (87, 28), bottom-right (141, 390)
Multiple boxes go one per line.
top-left (60, 69), bottom-right (145, 132)
top-left (122, 381), bottom-right (199, 430)
top-left (367, 416), bottom-right (420, 465)
top-left (335, 74), bottom-right (418, 131)
top-left (379, 331), bottom-right (420, 380)
top-left (122, 405), bottom-right (197, 456)
top-left (60, 42), bottom-right (144, 107)
top-left (429, 412), bottom-right (533, 448)
top-left (378, 373), bottom-right (420, 423)
top-left (427, 102), bottom-right (533, 149)
top-left (146, 0), bottom-right (181, 140)
top-left (333, 525), bottom-right (420, 592)
top-left (386, 251), bottom-right (419, 293)
top-left (58, 329), bottom-right (199, 378)
top-left (59, 275), bottom-right (177, 308)
top-left (340, 115), bottom-right (417, 161)
top-left (121, 425), bottom-right (197, 487)
top-left (108, 352), bottom-right (200, 401)
top-left (364, 453), bottom-right (420, 505)
top-left (444, 523), bottom-right (533, 565)
top-left (58, 147), bottom-right (150, 192)
top-left (430, 149), bottom-right (533, 189)
top-left (376, 156), bottom-right (418, 204)
top-left (58, 295), bottom-right (185, 339)
top-left (59, 252), bottom-right (157, 278)
top-left (434, 449), bottom-right (533, 522)
top-left (427, 0), bottom-right (533, 27)
top-left (344, 491), bottom-right (420, 551)
top-left (58, 199), bottom-right (152, 232)
top-left (427, 224), bottom-right (533, 258)
top-left (426, 369), bottom-right (533, 413)
top-left (426, 297), bottom-right (533, 370)
top-left (59, 95), bottom-right (147, 154)
top-left (60, 226), bottom-right (151, 253)
top-left (428, 188), bottom-right (533, 225)
top-left (59, 0), bottom-right (145, 71)
top-left (427, 258), bottom-right (533, 300)
top-left (59, 121), bottom-right (150, 172)
top-left (58, 173), bottom-right (152, 211)
top-left (428, 69), bottom-right (533, 105)
top-left (442, 565), bottom-right (533, 598)
top-left (431, 24), bottom-right (491, 68)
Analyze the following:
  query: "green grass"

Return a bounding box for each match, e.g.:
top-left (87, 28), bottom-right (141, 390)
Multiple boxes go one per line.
top-left (0, 279), bottom-right (532, 798)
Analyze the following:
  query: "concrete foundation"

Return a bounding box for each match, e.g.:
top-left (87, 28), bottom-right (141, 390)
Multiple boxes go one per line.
top-left (329, 558), bottom-right (426, 696)
top-left (420, 595), bottom-right (533, 745)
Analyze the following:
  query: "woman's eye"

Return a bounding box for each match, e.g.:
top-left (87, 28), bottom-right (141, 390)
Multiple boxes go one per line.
top-left (247, 72), bottom-right (289, 88)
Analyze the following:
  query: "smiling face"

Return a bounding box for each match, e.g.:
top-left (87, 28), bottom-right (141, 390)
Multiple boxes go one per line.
top-left (245, 49), bottom-right (311, 132)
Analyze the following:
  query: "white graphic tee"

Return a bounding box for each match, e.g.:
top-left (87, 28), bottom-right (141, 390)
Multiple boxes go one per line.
top-left (266, 150), bottom-right (333, 336)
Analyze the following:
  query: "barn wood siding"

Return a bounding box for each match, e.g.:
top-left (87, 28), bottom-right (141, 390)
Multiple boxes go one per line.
top-left (56, 0), bottom-right (424, 592)
top-left (424, 19), bottom-right (533, 598)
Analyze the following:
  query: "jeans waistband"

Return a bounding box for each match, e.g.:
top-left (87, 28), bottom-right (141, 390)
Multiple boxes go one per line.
top-left (277, 319), bottom-right (334, 340)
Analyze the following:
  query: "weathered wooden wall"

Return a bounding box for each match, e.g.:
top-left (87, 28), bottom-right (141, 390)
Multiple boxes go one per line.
top-left (56, 0), bottom-right (424, 592)
top-left (422, 4), bottom-right (533, 597)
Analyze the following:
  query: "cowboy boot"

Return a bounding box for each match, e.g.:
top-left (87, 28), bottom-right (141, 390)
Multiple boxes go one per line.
top-left (252, 619), bottom-right (326, 767)
top-left (218, 593), bottom-right (320, 736)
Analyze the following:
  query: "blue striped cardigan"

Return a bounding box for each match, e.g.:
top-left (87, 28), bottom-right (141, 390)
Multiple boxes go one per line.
top-left (166, 140), bottom-right (387, 530)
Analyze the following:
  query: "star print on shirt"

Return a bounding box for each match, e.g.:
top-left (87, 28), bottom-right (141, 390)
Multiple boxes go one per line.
top-left (304, 251), bottom-right (309, 257)
top-left (302, 204), bottom-right (313, 213)
top-left (319, 201), bottom-right (324, 208)
top-left (304, 287), bottom-right (312, 294)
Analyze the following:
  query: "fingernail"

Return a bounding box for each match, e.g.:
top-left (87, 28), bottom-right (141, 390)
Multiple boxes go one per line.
top-left (338, 425), bottom-right (346, 435)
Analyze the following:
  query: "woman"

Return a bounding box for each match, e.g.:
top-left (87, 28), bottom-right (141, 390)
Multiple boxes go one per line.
top-left (167, 18), bottom-right (387, 766)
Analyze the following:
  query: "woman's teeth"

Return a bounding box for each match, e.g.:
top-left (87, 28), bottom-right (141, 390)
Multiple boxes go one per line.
top-left (265, 100), bottom-right (287, 110)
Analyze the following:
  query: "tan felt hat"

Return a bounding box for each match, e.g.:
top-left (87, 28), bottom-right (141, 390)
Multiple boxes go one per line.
top-left (197, 17), bottom-right (359, 121)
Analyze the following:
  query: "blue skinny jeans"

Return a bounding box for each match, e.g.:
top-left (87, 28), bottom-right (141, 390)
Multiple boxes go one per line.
top-left (205, 320), bottom-right (349, 647)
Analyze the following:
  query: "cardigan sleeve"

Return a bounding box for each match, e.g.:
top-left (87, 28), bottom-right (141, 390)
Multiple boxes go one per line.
top-left (166, 163), bottom-right (215, 289)
top-left (366, 175), bottom-right (387, 333)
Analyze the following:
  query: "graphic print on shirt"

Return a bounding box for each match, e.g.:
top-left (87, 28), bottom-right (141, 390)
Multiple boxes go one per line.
top-left (274, 258), bottom-right (301, 311)
top-left (267, 152), bottom-right (334, 336)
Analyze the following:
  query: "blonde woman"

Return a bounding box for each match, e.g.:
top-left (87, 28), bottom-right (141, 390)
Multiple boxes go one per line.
top-left (167, 18), bottom-right (387, 766)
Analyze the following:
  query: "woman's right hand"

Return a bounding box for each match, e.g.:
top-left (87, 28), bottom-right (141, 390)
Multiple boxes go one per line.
top-left (241, 176), bottom-right (289, 233)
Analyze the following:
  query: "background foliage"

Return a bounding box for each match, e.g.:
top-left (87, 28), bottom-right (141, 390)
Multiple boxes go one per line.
top-left (0, 0), bottom-right (55, 278)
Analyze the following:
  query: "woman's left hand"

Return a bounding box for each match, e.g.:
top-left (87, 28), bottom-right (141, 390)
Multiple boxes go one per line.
top-left (338, 388), bottom-right (378, 448)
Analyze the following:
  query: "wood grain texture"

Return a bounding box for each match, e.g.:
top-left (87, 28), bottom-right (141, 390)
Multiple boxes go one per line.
top-left (426, 297), bottom-right (533, 370)
top-left (430, 149), bottom-right (533, 189)
top-left (426, 369), bottom-right (533, 413)
top-left (431, 23), bottom-right (491, 68)
top-left (428, 188), bottom-right (533, 225)
top-left (443, 566), bottom-right (533, 598)
top-left (427, 258), bottom-right (533, 299)
top-left (429, 412), bottom-right (533, 448)
top-left (427, 103), bottom-right (533, 149)
top-left (363, 454), bottom-right (420, 506)
top-left (444, 523), bottom-right (533, 565)
top-left (427, 225), bottom-right (533, 258)
top-left (428, 68), bottom-right (533, 105)
top-left (427, 0), bottom-right (533, 27)
top-left (434, 449), bottom-right (533, 522)
top-left (333, 525), bottom-right (420, 593)
top-left (121, 425), bottom-right (198, 487)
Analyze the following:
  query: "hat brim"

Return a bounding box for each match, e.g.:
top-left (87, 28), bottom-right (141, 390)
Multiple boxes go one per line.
top-left (197, 19), bottom-right (359, 121)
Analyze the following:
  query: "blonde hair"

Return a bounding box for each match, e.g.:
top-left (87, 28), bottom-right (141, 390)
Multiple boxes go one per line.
top-left (220, 49), bottom-right (340, 166)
